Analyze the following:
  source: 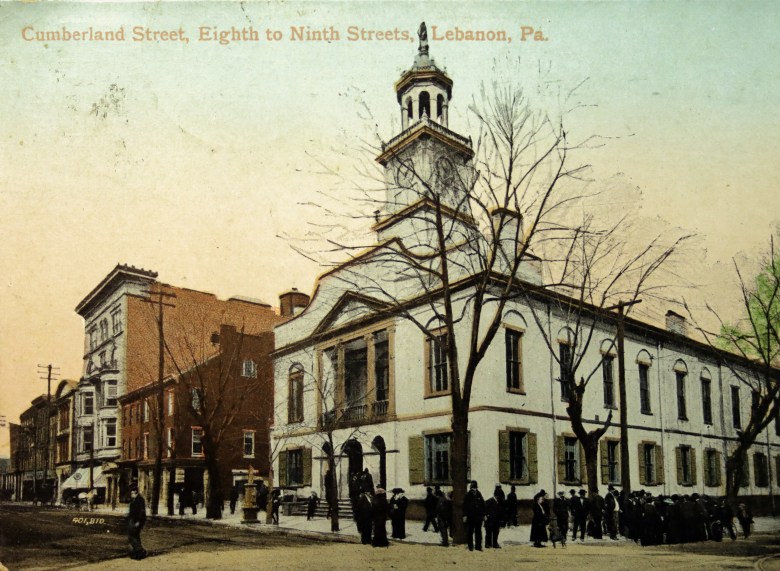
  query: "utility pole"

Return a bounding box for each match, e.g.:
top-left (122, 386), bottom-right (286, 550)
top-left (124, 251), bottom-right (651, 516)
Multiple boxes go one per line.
top-left (37, 364), bottom-right (60, 504)
top-left (606, 299), bottom-right (641, 495)
top-left (141, 286), bottom-right (176, 515)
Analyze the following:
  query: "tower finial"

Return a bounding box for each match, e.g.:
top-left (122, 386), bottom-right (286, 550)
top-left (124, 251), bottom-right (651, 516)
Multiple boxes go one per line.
top-left (418, 22), bottom-right (429, 56)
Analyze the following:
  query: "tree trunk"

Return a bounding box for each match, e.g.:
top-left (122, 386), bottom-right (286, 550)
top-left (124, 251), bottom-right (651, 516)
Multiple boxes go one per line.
top-left (326, 453), bottom-right (340, 532)
top-left (450, 411), bottom-right (469, 544)
top-left (726, 445), bottom-right (746, 505)
top-left (583, 439), bottom-right (599, 493)
top-left (265, 470), bottom-right (274, 524)
top-left (205, 457), bottom-right (223, 520)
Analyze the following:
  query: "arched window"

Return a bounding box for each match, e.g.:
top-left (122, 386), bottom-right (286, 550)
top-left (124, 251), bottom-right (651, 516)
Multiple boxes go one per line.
top-left (636, 350), bottom-right (653, 414)
top-left (406, 97), bottom-right (413, 120)
top-left (419, 91), bottom-right (430, 118)
top-left (436, 94), bottom-right (444, 119)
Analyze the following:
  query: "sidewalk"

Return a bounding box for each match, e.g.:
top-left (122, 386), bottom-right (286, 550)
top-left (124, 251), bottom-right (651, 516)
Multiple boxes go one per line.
top-left (90, 502), bottom-right (780, 546)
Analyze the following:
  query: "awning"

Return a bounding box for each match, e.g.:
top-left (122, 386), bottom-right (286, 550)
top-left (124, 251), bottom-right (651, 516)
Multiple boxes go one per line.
top-left (61, 466), bottom-right (106, 490)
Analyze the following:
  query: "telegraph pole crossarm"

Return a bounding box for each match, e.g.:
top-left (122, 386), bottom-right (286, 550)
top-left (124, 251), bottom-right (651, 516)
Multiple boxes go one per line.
top-left (604, 299), bottom-right (641, 495)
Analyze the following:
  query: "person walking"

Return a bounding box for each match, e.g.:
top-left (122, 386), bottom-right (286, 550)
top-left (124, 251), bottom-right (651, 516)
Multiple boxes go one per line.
top-left (356, 491), bottom-right (374, 545)
top-left (604, 486), bottom-right (618, 539)
top-left (530, 490), bottom-right (549, 548)
top-left (736, 503), bottom-right (753, 539)
top-left (572, 489), bottom-right (588, 542)
top-left (271, 489), bottom-right (281, 525)
top-left (422, 487), bottom-right (439, 532)
top-left (506, 485), bottom-right (519, 526)
top-left (463, 480), bottom-right (485, 552)
top-left (589, 488), bottom-right (604, 539)
top-left (127, 485), bottom-right (147, 560)
top-left (229, 485), bottom-right (239, 515)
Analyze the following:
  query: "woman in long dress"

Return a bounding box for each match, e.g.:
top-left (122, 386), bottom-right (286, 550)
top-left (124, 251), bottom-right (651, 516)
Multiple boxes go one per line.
top-left (371, 488), bottom-right (390, 547)
top-left (530, 490), bottom-right (549, 548)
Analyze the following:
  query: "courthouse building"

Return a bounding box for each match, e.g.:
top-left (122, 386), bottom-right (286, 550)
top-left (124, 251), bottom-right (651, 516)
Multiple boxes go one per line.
top-left (270, 40), bottom-right (780, 511)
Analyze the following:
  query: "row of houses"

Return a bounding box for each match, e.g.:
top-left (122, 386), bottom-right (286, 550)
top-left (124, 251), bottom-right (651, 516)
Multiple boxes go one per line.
top-left (2, 264), bottom-right (307, 508)
top-left (3, 39), bottom-right (779, 516)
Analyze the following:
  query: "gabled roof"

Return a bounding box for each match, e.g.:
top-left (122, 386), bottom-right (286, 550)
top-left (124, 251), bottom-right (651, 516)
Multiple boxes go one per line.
top-left (312, 291), bottom-right (393, 336)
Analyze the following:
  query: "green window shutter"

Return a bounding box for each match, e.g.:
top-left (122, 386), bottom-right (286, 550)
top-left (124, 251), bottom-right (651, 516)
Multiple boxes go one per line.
top-left (691, 448), bottom-right (697, 485)
top-left (656, 445), bottom-right (665, 484)
top-left (556, 435), bottom-right (565, 482)
top-left (498, 430), bottom-right (510, 483)
top-left (579, 442), bottom-right (587, 483)
top-left (528, 432), bottom-right (538, 484)
top-left (303, 447), bottom-right (312, 486)
top-left (279, 450), bottom-right (288, 487)
top-left (408, 435), bottom-right (424, 485)
top-left (638, 443), bottom-right (646, 486)
top-left (676, 447), bottom-right (683, 485)
top-left (715, 451), bottom-right (722, 487)
top-left (600, 440), bottom-right (608, 485)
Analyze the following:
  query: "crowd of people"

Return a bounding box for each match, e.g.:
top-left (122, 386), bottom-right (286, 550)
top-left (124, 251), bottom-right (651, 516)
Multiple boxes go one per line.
top-left (531, 485), bottom-right (756, 548)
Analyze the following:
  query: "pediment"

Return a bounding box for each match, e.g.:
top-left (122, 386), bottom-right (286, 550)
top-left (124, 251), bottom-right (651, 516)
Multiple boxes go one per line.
top-left (313, 292), bottom-right (392, 335)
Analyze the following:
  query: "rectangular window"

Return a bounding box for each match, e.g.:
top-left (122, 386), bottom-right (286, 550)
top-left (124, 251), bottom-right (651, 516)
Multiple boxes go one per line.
top-left (505, 329), bottom-right (524, 392)
top-left (602, 356), bottom-right (615, 407)
top-left (191, 389), bottom-right (201, 413)
top-left (287, 449), bottom-right (303, 486)
top-left (607, 441), bottom-right (620, 484)
top-left (564, 437), bottom-right (579, 482)
top-left (643, 443), bottom-right (656, 484)
top-left (167, 390), bottom-right (175, 416)
top-left (676, 371), bottom-right (687, 420)
top-left (559, 344), bottom-right (573, 401)
top-left (701, 377), bottom-right (712, 425)
top-left (242, 359), bottom-right (257, 378)
top-left (82, 426), bottom-right (93, 453)
top-left (755, 453), bottom-right (769, 487)
top-left (243, 430), bottom-right (255, 458)
top-left (167, 427), bottom-right (175, 458)
top-left (89, 327), bottom-right (98, 351)
top-left (105, 419), bottom-right (117, 448)
top-left (111, 309), bottom-right (122, 334)
top-left (191, 427), bottom-right (203, 457)
top-left (428, 332), bottom-right (449, 394)
top-left (374, 330), bottom-right (389, 403)
top-left (732, 386), bottom-right (741, 429)
top-left (639, 364), bottom-right (651, 414)
top-left (344, 337), bottom-right (368, 408)
top-left (509, 431), bottom-right (528, 481)
top-left (680, 445), bottom-right (693, 484)
top-left (288, 369), bottom-right (304, 423)
top-left (143, 400), bottom-right (150, 422)
top-left (425, 433), bottom-right (451, 483)
top-left (105, 381), bottom-right (117, 407)
top-left (83, 393), bottom-right (94, 416)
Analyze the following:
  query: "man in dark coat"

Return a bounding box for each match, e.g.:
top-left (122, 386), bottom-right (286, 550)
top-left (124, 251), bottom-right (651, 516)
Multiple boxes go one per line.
top-left (422, 487), bottom-right (439, 532)
top-left (571, 489), bottom-right (588, 542)
top-left (484, 488), bottom-right (502, 548)
top-left (371, 489), bottom-right (390, 547)
top-left (530, 490), bottom-right (549, 547)
top-left (229, 485), bottom-right (239, 515)
top-left (256, 480), bottom-right (269, 513)
top-left (604, 487), bottom-right (618, 539)
top-left (463, 480), bottom-right (485, 551)
top-left (553, 491), bottom-right (570, 540)
top-left (307, 491), bottom-right (320, 520)
top-left (389, 489), bottom-right (408, 539)
top-left (506, 485), bottom-right (519, 526)
top-left (436, 491), bottom-right (453, 546)
top-left (356, 491), bottom-right (374, 544)
top-left (589, 489), bottom-right (604, 539)
top-left (127, 485), bottom-right (147, 560)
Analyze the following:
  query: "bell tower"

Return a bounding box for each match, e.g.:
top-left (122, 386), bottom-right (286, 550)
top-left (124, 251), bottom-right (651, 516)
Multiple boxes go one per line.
top-left (376, 23), bottom-right (474, 225)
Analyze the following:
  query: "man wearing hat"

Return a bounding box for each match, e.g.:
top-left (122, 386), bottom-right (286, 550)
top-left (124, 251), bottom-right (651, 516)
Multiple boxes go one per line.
top-left (553, 490), bottom-right (570, 541)
top-left (571, 489), bottom-right (588, 542)
top-left (463, 480), bottom-right (485, 551)
top-left (423, 486), bottom-right (439, 533)
top-left (127, 484), bottom-right (147, 560)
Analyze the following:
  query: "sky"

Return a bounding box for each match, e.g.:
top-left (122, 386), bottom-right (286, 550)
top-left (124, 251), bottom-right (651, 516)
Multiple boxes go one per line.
top-left (1, 1), bottom-right (779, 457)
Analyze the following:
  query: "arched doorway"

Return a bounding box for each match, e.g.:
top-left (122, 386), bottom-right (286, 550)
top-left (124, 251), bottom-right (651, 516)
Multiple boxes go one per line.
top-left (342, 439), bottom-right (363, 505)
top-left (372, 436), bottom-right (387, 491)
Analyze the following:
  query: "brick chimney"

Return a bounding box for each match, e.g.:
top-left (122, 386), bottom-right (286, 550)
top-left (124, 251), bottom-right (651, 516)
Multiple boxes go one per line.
top-left (279, 288), bottom-right (310, 318)
top-left (665, 310), bottom-right (688, 337)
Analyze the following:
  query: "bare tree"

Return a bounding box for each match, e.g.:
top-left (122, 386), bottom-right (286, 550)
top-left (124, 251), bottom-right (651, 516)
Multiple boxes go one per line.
top-left (686, 234), bottom-right (780, 503)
